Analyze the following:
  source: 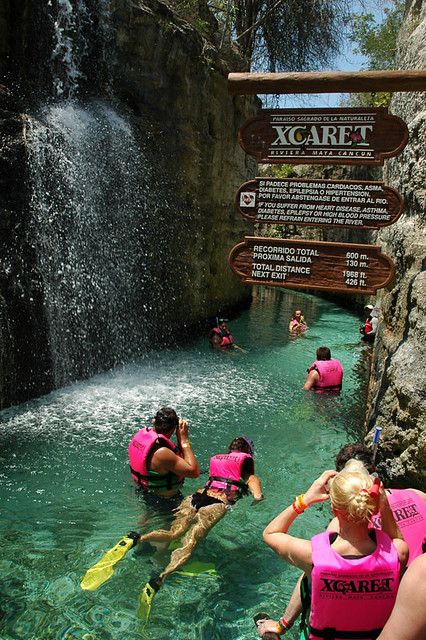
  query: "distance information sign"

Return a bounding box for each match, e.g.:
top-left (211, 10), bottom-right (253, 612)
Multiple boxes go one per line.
top-left (236, 178), bottom-right (403, 229)
top-left (229, 236), bottom-right (395, 295)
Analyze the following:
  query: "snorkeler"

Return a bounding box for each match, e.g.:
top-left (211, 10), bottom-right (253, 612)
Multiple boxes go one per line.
top-left (360, 304), bottom-right (378, 343)
top-left (137, 436), bottom-right (263, 621)
top-left (256, 441), bottom-right (426, 637)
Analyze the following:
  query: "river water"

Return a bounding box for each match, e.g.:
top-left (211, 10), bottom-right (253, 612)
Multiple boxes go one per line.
top-left (0, 287), bottom-right (368, 640)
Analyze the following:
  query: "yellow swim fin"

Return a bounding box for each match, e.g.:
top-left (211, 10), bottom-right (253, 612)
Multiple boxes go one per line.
top-left (136, 577), bottom-right (162, 622)
top-left (80, 531), bottom-right (139, 591)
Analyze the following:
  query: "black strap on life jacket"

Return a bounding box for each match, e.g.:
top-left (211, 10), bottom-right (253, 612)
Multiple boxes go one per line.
top-left (315, 384), bottom-right (343, 391)
top-left (299, 574), bottom-right (311, 637)
top-left (204, 475), bottom-right (249, 497)
top-left (309, 626), bottom-right (382, 639)
top-left (129, 466), bottom-right (183, 490)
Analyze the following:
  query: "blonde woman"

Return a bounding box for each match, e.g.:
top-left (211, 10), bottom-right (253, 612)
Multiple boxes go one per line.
top-left (259, 465), bottom-right (408, 639)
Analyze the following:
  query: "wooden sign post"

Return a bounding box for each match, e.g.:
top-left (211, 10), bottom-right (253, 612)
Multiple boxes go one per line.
top-left (236, 178), bottom-right (403, 229)
top-left (239, 108), bottom-right (408, 165)
top-left (229, 237), bottom-right (395, 295)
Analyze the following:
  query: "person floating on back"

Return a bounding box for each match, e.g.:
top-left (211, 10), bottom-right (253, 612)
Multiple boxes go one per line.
top-left (304, 346), bottom-right (343, 394)
top-left (289, 309), bottom-right (308, 336)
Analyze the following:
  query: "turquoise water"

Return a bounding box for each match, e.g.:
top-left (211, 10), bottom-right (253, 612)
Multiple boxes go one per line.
top-left (0, 288), bottom-right (369, 640)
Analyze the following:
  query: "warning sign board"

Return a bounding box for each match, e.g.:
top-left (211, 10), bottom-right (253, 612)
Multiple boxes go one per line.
top-left (236, 178), bottom-right (403, 229)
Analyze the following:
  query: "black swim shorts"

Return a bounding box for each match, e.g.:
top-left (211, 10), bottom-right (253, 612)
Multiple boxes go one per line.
top-left (191, 492), bottom-right (225, 511)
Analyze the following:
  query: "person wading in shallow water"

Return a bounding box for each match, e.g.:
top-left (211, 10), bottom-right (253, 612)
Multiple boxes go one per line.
top-left (258, 464), bottom-right (407, 639)
top-left (289, 309), bottom-right (308, 335)
top-left (128, 407), bottom-right (200, 510)
top-left (209, 319), bottom-right (245, 352)
top-left (303, 346), bottom-right (343, 395)
top-left (136, 436), bottom-right (263, 621)
top-left (255, 443), bottom-right (426, 638)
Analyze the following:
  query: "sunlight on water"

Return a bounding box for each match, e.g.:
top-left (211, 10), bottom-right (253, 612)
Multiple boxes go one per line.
top-left (0, 288), bottom-right (370, 640)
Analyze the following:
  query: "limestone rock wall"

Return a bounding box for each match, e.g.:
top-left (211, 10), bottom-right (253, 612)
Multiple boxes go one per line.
top-left (111, 0), bottom-right (256, 333)
top-left (365, 0), bottom-right (426, 488)
top-left (0, 0), bottom-right (255, 408)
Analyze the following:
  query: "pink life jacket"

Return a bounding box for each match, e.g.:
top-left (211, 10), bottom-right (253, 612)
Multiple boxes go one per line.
top-left (309, 530), bottom-right (400, 640)
top-left (128, 427), bottom-right (183, 492)
top-left (204, 451), bottom-right (252, 500)
top-left (371, 489), bottom-right (426, 565)
top-left (308, 359), bottom-right (343, 394)
top-left (210, 328), bottom-right (233, 348)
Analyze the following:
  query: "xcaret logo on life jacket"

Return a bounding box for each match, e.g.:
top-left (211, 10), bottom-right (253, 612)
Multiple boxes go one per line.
top-left (374, 501), bottom-right (422, 529)
top-left (320, 577), bottom-right (395, 595)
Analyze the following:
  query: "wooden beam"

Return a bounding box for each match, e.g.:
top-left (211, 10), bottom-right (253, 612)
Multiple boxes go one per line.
top-left (228, 70), bottom-right (426, 95)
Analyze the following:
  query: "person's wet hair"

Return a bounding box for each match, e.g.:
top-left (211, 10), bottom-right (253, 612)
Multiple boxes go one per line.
top-left (316, 346), bottom-right (331, 360)
top-left (335, 443), bottom-right (376, 474)
top-left (228, 436), bottom-right (254, 455)
top-left (154, 407), bottom-right (179, 434)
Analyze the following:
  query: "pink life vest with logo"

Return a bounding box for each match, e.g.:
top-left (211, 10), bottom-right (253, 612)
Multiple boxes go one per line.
top-left (371, 489), bottom-right (426, 565)
top-left (128, 427), bottom-right (183, 491)
top-left (205, 451), bottom-right (252, 499)
top-left (309, 359), bottom-right (343, 394)
top-left (309, 530), bottom-right (400, 639)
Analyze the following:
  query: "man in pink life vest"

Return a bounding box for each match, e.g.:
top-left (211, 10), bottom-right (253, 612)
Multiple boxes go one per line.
top-left (304, 346), bottom-right (343, 394)
top-left (128, 407), bottom-right (199, 507)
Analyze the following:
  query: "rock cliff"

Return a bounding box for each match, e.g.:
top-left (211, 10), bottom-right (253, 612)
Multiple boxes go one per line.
top-left (0, 0), bottom-right (255, 407)
top-left (366, 0), bottom-right (426, 488)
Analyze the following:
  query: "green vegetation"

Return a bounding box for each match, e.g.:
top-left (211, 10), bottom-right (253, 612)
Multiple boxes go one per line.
top-left (345, 0), bottom-right (404, 107)
top-left (166, 0), bottom-right (351, 72)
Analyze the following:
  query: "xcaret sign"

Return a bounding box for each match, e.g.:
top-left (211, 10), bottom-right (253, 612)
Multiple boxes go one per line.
top-left (239, 108), bottom-right (408, 165)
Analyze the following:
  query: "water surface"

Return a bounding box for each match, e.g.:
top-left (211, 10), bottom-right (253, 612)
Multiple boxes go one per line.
top-left (0, 288), bottom-right (369, 640)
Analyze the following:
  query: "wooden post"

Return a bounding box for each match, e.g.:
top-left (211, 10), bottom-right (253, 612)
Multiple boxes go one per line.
top-left (228, 70), bottom-right (426, 95)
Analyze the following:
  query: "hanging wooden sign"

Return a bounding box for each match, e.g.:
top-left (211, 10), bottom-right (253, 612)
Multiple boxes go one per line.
top-left (229, 236), bottom-right (395, 294)
top-left (238, 108), bottom-right (408, 165)
top-left (236, 178), bottom-right (403, 229)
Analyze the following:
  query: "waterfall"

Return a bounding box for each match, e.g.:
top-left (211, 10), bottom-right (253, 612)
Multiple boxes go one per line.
top-left (26, 1), bottom-right (159, 387)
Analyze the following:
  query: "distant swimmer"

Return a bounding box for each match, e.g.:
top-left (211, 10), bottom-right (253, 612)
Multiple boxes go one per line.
top-left (209, 318), bottom-right (245, 352)
top-left (304, 346), bottom-right (343, 394)
top-left (128, 407), bottom-right (200, 509)
top-left (360, 304), bottom-right (379, 343)
top-left (289, 309), bottom-right (308, 335)
top-left (137, 436), bottom-right (263, 621)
